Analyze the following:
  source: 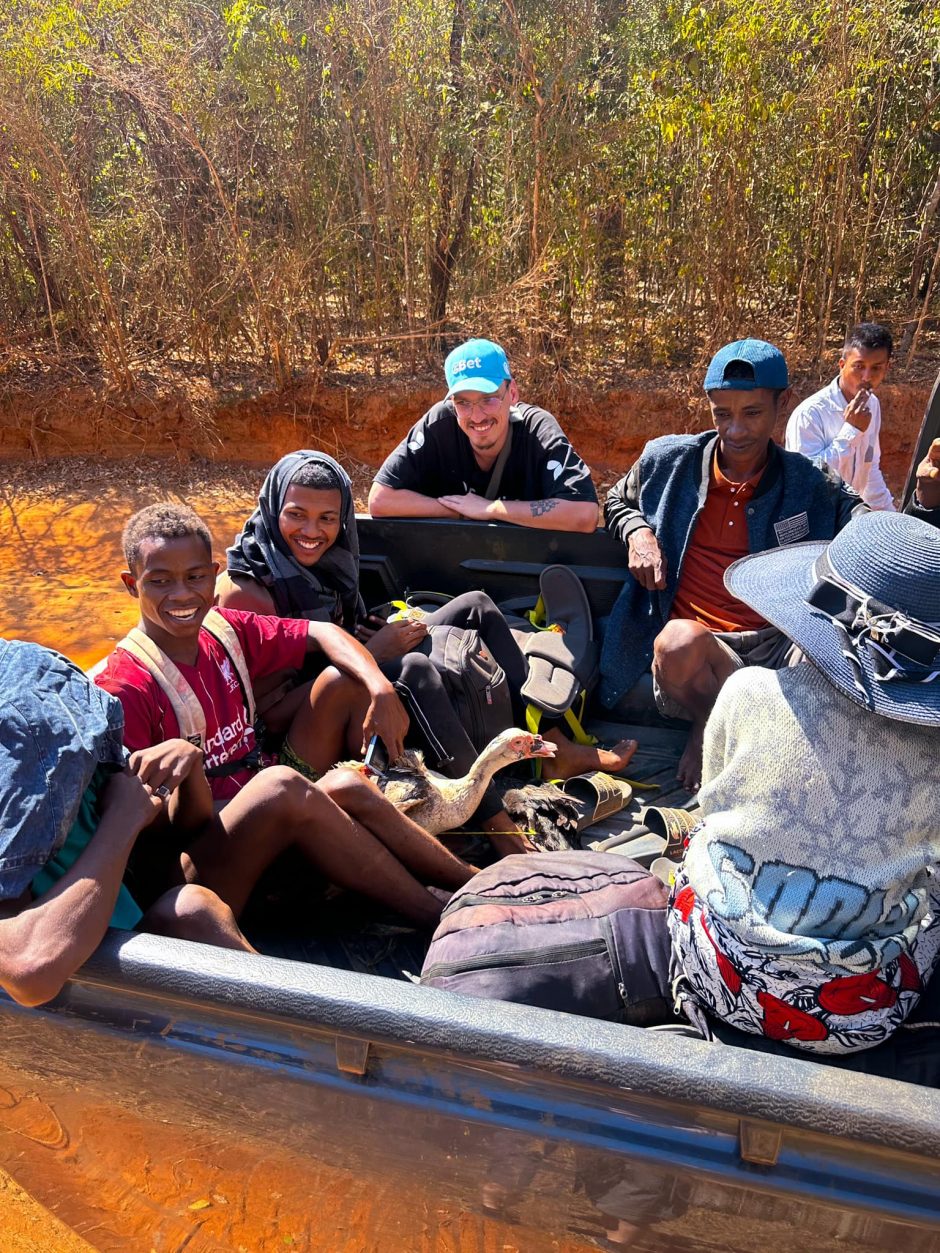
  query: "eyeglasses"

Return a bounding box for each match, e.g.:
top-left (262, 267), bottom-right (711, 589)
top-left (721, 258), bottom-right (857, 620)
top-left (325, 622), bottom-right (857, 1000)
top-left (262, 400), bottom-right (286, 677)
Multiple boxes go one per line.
top-left (452, 382), bottom-right (509, 417)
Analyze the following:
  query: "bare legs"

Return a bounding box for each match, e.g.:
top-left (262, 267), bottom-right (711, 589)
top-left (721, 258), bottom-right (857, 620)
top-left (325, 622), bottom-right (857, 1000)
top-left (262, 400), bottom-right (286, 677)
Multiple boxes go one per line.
top-left (285, 666), bottom-right (538, 855)
top-left (141, 884), bottom-right (257, 952)
top-left (282, 660), bottom-right (641, 857)
top-left (316, 768), bottom-right (476, 890)
top-left (285, 668), bottom-right (369, 775)
top-left (652, 620), bottom-right (738, 792)
top-left (181, 766), bottom-right (474, 928)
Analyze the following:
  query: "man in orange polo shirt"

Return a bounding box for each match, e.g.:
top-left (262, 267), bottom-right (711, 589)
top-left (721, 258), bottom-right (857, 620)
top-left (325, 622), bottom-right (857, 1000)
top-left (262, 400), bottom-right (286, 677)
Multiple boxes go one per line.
top-left (600, 340), bottom-right (865, 791)
top-left (667, 456), bottom-right (770, 635)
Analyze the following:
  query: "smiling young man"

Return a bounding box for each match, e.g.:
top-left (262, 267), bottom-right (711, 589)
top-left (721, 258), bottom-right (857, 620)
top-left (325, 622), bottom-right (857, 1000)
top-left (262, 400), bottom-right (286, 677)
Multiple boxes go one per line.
top-left (368, 338), bottom-right (599, 532)
top-left (99, 504), bottom-right (410, 791)
top-left (599, 339), bottom-right (866, 791)
top-left (94, 504), bottom-right (476, 929)
top-left (785, 323), bottom-right (896, 510)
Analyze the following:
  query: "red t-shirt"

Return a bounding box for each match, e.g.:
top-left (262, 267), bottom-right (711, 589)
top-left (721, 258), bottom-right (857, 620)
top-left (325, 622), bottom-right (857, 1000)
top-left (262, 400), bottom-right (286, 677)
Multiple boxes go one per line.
top-left (95, 608), bottom-right (308, 801)
top-left (670, 458), bottom-right (768, 633)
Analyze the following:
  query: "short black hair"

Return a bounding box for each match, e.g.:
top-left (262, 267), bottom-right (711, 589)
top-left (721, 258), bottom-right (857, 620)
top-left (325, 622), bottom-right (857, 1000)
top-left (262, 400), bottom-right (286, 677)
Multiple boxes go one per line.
top-left (123, 503), bottom-right (213, 572)
top-left (720, 360), bottom-right (785, 402)
top-left (844, 323), bottom-right (893, 358)
top-left (289, 461), bottom-right (343, 492)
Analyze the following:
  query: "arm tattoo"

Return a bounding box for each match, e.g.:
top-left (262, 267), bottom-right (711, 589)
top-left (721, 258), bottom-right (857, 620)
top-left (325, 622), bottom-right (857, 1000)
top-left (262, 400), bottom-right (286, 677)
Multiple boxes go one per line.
top-left (530, 499), bottom-right (559, 518)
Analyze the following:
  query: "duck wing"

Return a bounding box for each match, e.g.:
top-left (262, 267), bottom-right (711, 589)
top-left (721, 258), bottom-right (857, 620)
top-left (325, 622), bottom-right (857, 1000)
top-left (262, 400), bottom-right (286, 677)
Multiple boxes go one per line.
top-left (498, 781), bottom-right (581, 853)
top-left (381, 751), bottom-right (437, 812)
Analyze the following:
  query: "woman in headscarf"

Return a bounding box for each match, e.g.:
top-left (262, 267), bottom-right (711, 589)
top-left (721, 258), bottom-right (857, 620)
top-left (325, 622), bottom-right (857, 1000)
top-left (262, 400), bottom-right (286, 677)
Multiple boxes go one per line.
top-left (219, 452), bottom-right (636, 853)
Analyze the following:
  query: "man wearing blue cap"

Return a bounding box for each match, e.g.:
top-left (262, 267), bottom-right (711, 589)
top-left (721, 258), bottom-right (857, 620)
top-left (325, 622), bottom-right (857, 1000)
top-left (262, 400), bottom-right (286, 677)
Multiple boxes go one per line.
top-left (600, 338), bottom-right (865, 791)
top-left (368, 338), bottom-right (599, 532)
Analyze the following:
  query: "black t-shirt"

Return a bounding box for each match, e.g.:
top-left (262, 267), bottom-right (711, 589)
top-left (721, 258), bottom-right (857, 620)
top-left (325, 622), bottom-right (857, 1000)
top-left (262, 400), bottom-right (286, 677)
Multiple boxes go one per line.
top-left (373, 400), bottom-right (597, 504)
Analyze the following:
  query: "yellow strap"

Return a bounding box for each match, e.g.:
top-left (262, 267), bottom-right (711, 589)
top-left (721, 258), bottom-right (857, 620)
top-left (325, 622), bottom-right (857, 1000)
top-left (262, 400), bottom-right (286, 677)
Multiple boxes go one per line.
top-left (525, 703), bottom-right (544, 778)
top-left (525, 595), bottom-right (546, 629)
top-left (388, 598), bottom-right (428, 623)
top-left (563, 704), bottom-right (598, 746)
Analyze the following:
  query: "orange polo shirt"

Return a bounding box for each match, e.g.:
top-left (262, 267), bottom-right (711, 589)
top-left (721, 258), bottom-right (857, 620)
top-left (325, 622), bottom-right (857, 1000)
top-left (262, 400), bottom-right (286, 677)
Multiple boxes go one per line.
top-left (670, 457), bottom-right (768, 633)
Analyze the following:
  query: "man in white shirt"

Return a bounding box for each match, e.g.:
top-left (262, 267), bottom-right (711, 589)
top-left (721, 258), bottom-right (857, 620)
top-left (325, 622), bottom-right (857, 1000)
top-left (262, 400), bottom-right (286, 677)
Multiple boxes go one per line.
top-left (785, 323), bottom-right (895, 511)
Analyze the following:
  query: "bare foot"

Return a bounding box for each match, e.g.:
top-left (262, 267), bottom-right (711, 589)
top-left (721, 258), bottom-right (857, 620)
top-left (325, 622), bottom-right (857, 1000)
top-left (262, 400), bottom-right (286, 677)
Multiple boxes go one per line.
top-left (545, 731), bottom-right (638, 781)
top-left (676, 724), bottom-right (704, 792)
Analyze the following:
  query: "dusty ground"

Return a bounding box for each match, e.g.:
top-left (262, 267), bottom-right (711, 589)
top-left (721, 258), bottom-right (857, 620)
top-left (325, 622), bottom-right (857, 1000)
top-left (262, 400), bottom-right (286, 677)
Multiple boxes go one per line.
top-left (1, 460), bottom-right (293, 669)
top-left (0, 1166), bottom-right (96, 1252)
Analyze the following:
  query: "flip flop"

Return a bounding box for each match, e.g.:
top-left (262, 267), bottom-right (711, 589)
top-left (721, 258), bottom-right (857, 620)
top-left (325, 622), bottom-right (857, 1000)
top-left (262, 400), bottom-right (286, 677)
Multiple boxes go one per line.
top-left (557, 771), bottom-right (633, 832)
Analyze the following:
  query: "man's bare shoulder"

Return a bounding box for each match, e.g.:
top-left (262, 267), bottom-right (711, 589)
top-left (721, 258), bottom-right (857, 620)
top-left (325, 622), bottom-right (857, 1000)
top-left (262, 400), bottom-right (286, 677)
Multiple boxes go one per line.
top-left (216, 570), bottom-right (275, 615)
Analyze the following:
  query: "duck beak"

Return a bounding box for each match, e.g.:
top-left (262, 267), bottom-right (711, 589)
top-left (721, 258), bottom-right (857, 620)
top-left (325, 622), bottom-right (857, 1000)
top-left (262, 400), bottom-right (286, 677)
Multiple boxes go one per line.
top-left (529, 735), bottom-right (557, 759)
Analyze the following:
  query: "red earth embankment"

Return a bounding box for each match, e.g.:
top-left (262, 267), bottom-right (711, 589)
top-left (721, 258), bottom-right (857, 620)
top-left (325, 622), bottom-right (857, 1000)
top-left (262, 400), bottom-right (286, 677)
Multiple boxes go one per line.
top-left (0, 374), bottom-right (929, 491)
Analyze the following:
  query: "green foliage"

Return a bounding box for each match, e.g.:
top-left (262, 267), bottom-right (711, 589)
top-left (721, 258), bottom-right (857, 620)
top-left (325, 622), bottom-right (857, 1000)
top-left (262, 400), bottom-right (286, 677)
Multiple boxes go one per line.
top-left (0, 0), bottom-right (938, 382)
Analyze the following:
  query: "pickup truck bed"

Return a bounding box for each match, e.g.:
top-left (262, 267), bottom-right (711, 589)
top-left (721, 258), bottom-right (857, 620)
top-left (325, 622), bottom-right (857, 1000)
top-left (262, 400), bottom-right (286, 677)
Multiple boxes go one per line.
top-left (1, 516), bottom-right (937, 1252)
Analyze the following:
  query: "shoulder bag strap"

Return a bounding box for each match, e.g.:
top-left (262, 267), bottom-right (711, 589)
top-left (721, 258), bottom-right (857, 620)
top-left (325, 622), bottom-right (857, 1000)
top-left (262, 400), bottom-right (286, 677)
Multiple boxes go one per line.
top-left (116, 629), bottom-right (206, 747)
top-left (484, 421), bottom-right (513, 501)
top-left (201, 609), bottom-right (257, 727)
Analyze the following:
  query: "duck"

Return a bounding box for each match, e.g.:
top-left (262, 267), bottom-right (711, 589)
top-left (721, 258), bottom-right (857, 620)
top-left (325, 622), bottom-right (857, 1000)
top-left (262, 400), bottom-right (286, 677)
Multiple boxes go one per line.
top-left (341, 728), bottom-right (557, 836)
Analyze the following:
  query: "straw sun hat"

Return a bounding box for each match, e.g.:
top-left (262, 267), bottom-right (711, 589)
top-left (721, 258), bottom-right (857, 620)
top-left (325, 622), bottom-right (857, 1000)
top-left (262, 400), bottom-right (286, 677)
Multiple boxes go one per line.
top-left (724, 511), bottom-right (940, 726)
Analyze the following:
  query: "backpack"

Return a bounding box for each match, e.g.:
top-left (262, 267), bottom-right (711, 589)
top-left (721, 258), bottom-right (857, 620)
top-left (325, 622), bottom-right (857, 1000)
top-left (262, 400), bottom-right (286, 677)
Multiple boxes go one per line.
top-left (420, 851), bottom-right (673, 1025)
top-left (426, 624), bottom-right (513, 753)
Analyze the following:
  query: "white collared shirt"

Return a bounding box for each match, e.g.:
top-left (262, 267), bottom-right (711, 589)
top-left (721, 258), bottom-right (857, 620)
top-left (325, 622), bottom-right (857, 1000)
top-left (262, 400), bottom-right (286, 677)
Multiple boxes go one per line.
top-left (785, 376), bottom-right (896, 511)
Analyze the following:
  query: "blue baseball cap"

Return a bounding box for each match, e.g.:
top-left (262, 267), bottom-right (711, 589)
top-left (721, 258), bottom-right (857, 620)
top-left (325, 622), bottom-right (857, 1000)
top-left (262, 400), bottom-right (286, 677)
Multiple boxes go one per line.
top-left (444, 338), bottom-right (512, 397)
top-left (704, 338), bottom-right (789, 393)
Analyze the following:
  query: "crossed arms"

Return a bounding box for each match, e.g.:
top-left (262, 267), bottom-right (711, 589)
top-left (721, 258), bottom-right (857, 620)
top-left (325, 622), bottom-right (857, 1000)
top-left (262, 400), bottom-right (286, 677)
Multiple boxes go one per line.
top-left (368, 482), bottom-right (598, 532)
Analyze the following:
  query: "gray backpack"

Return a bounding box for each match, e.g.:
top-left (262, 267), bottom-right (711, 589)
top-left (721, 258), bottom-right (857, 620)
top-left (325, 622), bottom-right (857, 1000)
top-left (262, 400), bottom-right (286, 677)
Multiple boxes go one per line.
top-left (420, 852), bottom-right (673, 1025)
top-left (427, 624), bottom-right (513, 752)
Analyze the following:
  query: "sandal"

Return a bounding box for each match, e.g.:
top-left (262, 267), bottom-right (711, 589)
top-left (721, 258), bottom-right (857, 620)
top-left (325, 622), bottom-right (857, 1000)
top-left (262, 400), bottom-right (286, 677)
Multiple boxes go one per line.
top-left (640, 805), bottom-right (701, 861)
top-left (519, 565), bottom-right (599, 718)
top-left (557, 771), bottom-right (633, 832)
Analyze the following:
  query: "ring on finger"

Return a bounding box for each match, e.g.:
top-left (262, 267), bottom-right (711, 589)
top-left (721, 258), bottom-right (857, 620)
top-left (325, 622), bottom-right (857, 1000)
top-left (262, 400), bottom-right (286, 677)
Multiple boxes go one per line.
top-left (154, 784), bottom-right (171, 800)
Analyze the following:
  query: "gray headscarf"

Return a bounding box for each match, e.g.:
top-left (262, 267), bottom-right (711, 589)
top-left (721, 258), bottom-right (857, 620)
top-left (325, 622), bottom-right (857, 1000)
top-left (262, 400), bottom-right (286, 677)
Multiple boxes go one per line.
top-left (227, 451), bottom-right (362, 628)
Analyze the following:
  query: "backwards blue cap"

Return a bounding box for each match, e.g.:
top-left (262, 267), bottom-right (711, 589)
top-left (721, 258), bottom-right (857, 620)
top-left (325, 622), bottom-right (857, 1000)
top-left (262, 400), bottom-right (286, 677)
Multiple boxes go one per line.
top-left (444, 339), bottom-right (511, 397)
top-left (704, 339), bottom-right (789, 393)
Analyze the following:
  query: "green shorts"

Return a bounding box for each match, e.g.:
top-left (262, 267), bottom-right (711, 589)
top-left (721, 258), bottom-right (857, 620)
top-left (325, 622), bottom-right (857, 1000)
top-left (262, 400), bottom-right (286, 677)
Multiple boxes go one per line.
top-left (31, 767), bottom-right (143, 931)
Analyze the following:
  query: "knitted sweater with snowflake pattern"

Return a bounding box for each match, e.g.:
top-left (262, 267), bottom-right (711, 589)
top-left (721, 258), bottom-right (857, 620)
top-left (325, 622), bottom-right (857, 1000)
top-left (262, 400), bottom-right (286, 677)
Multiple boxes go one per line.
top-left (680, 664), bottom-right (938, 979)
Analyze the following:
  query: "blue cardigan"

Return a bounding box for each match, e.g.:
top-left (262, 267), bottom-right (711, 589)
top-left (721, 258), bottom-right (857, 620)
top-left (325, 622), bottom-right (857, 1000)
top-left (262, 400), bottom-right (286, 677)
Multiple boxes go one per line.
top-left (599, 432), bottom-right (861, 707)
